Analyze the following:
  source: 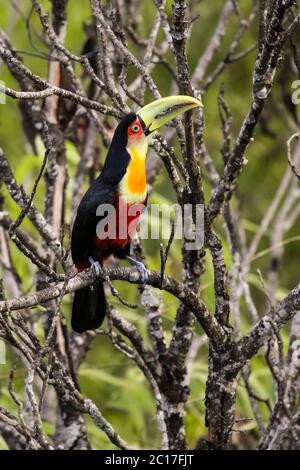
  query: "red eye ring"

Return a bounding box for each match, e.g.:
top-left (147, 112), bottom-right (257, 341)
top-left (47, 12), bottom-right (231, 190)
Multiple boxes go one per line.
top-left (131, 123), bottom-right (140, 133)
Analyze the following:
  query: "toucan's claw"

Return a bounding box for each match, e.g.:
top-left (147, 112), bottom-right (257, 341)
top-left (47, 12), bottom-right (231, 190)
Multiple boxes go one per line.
top-left (126, 256), bottom-right (149, 285)
top-left (88, 256), bottom-right (101, 276)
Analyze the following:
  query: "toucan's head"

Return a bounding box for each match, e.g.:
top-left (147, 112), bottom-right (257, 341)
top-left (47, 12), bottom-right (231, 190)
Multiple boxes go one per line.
top-left (124, 94), bottom-right (201, 142)
top-left (102, 95), bottom-right (203, 189)
top-left (110, 95), bottom-right (202, 151)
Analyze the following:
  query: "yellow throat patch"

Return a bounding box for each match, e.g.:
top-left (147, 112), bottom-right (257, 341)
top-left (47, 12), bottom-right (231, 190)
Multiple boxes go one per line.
top-left (119, 139), bottom-right (148, 203)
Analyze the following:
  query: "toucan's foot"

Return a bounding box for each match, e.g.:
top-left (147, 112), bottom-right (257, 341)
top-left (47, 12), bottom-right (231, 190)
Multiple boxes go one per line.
top-left (126, 256), bottom-right (149, 285)
top-left (88, 256), bottom-right (101, 276)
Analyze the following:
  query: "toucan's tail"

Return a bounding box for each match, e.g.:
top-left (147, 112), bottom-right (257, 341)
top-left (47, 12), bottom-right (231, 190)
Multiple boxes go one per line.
top-left (71, 282), bottom-right (106, 333)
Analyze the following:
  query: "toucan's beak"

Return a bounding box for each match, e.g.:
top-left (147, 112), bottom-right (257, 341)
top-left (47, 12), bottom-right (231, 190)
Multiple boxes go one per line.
top-left (137, 95), bottom-right (203, 135)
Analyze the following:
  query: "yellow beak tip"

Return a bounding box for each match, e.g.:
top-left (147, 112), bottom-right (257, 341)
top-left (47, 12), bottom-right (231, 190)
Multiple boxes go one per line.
top-left (194, 101), bottom-right (203, 109)
top-left (190, 97), bottom-right (203, 108)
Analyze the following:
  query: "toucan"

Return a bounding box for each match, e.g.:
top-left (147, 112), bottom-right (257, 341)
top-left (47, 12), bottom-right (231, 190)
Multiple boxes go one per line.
top-left (71, 95), bottom-right (202, 333)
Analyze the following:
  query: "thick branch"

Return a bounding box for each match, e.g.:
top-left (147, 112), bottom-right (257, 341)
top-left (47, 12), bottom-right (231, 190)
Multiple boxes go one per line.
top-left (0, 267), bottom-right (226, 348)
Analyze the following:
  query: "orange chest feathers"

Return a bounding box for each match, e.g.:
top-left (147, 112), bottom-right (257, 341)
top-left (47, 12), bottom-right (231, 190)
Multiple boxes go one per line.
top-left (119, 148), bottom-right (147, 203)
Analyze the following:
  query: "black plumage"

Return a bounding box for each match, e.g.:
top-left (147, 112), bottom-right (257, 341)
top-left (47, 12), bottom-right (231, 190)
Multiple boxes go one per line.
top-left (71, 113), bottom-right (137, 333)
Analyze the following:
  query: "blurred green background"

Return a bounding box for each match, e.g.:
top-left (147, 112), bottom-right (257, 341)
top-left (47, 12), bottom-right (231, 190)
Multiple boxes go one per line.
top-left (0, 0), bottom-right (299, 450)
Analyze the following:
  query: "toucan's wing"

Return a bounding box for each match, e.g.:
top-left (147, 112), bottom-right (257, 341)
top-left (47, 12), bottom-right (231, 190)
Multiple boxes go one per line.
top-left (71, 181), bottom-right (115, 266)
top-left (71, 136), bottom-right (131, 267)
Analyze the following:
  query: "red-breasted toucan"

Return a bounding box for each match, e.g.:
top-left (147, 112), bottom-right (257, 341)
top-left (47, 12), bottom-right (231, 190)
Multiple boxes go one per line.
top-left (71, 95), bottom-right (202, 333)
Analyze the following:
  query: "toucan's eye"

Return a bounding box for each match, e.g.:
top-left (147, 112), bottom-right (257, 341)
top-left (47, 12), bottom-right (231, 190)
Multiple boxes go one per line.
top-left (131, 123), bottom-right (140, 133)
